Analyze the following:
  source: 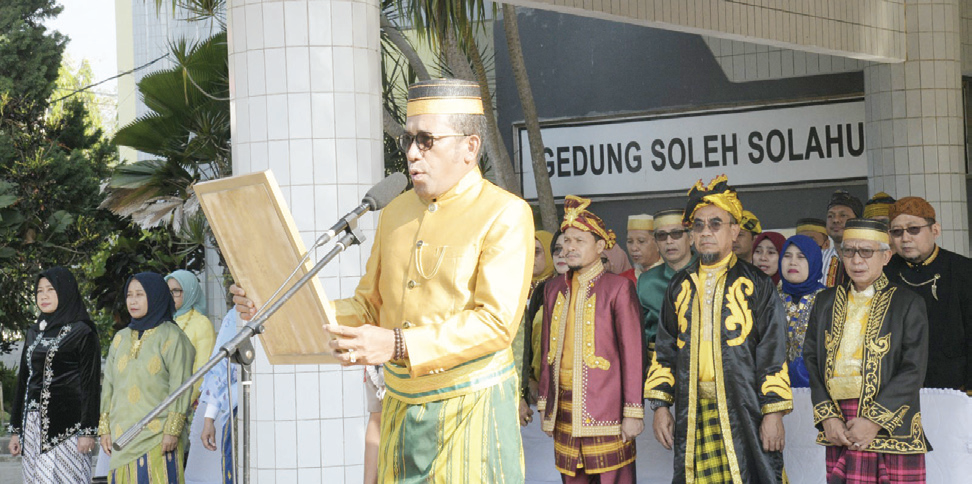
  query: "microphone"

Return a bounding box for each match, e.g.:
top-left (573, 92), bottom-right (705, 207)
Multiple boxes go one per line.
top-left (314, 172), bottom-right (408, 248)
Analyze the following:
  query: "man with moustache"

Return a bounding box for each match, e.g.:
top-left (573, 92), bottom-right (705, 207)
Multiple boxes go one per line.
top-left (232, 79), bottom-right (534, 482)
top-left (537, 195), bottom-right (645, 484)
top-left (823, 190), bottom-right (863, 287)
top-left (646, 175), bottom-right (791, 483)
top-left (804, 218), bottom-right (930, 482)
top-left (885, 197), bottom-right (972, 394)
top-left (620, 214), bottom-right (661, 284)
top-left (732, 209), bottom-right (761, 263)
top-left (637, 208), bottom-right (696, 364)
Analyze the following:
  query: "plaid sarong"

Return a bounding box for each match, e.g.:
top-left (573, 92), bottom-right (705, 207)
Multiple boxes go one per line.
top-left (825, 399), bottom-right (926, 484)
top-left (693, 398), bottom-right (732, 483)
top-left (554, 389), bottom-right (636, 476)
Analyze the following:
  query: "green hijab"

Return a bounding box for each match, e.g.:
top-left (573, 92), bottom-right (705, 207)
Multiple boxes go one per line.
top-left (164, 269), bottom-right (207, 318)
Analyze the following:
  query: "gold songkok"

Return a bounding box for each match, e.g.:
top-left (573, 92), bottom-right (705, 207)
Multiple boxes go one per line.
top-left (863, 192), bottom-right (896, 219)
top-left (739, 210), bottom-right (762, 234)
top-left (628, 214), bottom-right (653, 231)
top-left (684, 174), bottom-right (743, 224)
top-left (842, 218), bottom-right (889, 245)
top-left (562, 195), bottom-right (617, 248)
top-left (406, 79), bottom-right (484, 117)
top-left (653, 209), bottom-right (685, 228)
top-left (796, 218), bottom-right (827, 235)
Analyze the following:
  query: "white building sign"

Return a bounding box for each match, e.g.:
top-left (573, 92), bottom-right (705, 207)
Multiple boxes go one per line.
top-left (517, 99), bottom-right (866, 199)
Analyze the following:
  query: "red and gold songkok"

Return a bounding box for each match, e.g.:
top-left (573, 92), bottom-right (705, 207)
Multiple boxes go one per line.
top-left (406, 79), bottom-right (484, 117)
top-left (683, 174), bottom-right (743, 224)
top-left (561, 195), bottom-right (616, 248)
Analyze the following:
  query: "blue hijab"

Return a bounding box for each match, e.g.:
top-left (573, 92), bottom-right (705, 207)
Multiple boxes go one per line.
top-left (126, 272), bottom-right (176, 332)
top-left (780, 235), bottom-right (826, 299)
top-left (165, 270), bottom-right (207, 318)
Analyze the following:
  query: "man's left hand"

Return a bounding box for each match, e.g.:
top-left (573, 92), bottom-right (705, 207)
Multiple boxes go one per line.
top-left (518, 399), bottom-right (533, 427)
top-left (621, 416), bottom-right (645, 442)
top-left (845, 417), bottom-right (881, 450)
top-left (760, 412), bottom-right (785, 452)
top-left (325, 324), bottom-right (395, 366)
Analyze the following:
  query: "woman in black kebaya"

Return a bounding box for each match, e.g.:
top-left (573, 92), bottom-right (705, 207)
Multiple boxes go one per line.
top-left (8, 267), bottom-right (101, 483)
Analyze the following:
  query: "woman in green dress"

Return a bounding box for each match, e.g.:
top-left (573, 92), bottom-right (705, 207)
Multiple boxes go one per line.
top-left (99, 272), bottom-right (196, 483)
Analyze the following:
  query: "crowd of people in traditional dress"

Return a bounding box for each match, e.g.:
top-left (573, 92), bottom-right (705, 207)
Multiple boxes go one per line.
top-left (6, 77), bottom-right (972, 484)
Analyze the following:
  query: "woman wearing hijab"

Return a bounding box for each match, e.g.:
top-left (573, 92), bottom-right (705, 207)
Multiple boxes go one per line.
top-left (513, 230), bottom-right (556, 427)
top-left (778, 235), bottom-right (826, 388)
top-left (7, 267), bottom-right (101, 483)
top-left (752, 231), bottom-right (786, 285)
top-left (165, 270), bottom-right (217, 402)
top-left (600, 244), bottom-right (633, 275)
top-left (99, 272), bottom-right (196, 483)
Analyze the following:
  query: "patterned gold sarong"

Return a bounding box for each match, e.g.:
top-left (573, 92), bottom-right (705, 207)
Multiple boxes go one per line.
top-left (553, 389), bottom-right (635, 476)
top-left (378, 373), bottom-right (524, 483)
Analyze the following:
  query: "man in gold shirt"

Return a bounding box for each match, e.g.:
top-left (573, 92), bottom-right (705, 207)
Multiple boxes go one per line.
top-left (645, 175), bottom-right (791, 483)
top-left (803, 218), bottom-right (930, 483)
top-left (232, 79), bottom-right (534, 482)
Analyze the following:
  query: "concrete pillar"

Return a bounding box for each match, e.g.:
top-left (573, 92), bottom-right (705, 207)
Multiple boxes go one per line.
top-left (865, 0), bottom-right (969, 255)
top-left (227, 0), bottom-right (383, 482)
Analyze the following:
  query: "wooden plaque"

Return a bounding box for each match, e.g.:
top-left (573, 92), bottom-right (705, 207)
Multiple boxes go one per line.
top-left (194, 171), bottom-right (338, 365)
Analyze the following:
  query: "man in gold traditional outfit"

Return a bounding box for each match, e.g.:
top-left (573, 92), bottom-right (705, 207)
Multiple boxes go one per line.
top-left (645, 175), bottom-right (792, 483)
top-left (803, 218), bottom-right (930, 483)
top-left (233, 79), bottom-right (534, 482)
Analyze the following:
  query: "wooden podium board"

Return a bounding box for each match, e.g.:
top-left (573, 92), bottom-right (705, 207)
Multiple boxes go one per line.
top-left (194, 171), bottom-right (338, 365)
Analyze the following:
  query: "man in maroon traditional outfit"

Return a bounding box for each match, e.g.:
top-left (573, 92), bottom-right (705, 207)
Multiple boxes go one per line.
top-left (537, 195), bottom-right (646, 483)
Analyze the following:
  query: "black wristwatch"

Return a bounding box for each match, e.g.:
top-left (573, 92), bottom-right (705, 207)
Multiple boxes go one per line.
top-left (649, 399), bottom-right (670, 411)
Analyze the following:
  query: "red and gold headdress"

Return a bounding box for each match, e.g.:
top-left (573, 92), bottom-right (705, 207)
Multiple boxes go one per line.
top-left (684, 174), bottom-right (743, 225)
top-left (561, 195), bottom-right (616, 248)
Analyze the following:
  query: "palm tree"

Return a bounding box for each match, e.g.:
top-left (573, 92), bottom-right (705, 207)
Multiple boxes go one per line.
top-left (100, 31), bottom-right (229, 232)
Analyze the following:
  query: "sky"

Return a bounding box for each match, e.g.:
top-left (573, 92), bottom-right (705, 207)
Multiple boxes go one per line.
top-left (45, 0), bottom-right (119, 103)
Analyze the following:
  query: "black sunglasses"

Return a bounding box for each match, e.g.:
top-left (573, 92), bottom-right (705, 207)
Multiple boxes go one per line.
top-left (654, 229), bottom-right (688, 242)
top-left (397, 132), bottom-right (467, 153)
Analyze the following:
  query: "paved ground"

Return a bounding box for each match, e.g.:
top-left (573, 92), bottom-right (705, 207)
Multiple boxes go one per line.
top-left (0, 457), bottom-right (22, 484)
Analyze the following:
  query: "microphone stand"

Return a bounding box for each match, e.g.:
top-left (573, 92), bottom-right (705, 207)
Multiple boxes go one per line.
top-left (112, 221), bottom-right (367, 452)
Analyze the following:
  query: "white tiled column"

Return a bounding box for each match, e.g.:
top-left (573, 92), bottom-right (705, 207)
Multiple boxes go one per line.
top-left (227, 0), bottom-right (383, 482)
top-left (865, 0), bottom-right (969, 255)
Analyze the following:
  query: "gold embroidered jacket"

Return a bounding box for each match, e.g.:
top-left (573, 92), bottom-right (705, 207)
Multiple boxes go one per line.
top-left (644, 255), bottom-right (792, 483)
top-left (537, 262), bottom-right (646, 436)
top-left (332, 169), bottom-right (534, 403)
top-left (803, 274), bottom-right (931, 454)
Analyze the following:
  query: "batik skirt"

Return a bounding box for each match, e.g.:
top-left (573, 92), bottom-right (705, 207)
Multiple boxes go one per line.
top-left (553, 389), bottom-right (635, 477)
top-left (22, 411), bottom-right (92, 484)
top-left (378, 374), bottom-right (524, 483)
top-left (825, 399), bottom-right (925, 484)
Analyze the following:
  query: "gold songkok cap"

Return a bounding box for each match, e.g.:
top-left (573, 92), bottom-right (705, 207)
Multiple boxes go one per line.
top-left (739, 210), bottom-right (762, 235)
top-left (562, 195), bottom-right (617, 249)
top-left (684, 174), bottom-right (743, 225)
top-left (863, 192), bottom-right (896, 219)
top-left (406, 79), bottom-right (484, 117)
top-left (653, 209), bottom-right (685, 228)
top-left (842, 218), bottom-right (889, 245)
top-left (628, 214), bottom-right (653, 231)
top-left (795, 218), bottom-right (827, 235)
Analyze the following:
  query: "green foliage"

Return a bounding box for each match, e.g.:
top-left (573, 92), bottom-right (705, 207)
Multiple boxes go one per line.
top-left (0, 362), bottom-right (18, 417)
top-left (103, 31), bottom-right (230, 231)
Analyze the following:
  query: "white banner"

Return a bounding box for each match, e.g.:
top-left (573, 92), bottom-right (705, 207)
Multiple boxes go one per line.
top-left (518, 99), bottom-right (867, 200)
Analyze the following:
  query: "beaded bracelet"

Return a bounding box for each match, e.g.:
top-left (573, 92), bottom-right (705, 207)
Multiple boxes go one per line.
top-left (394, 328), bottom-right (405, 360)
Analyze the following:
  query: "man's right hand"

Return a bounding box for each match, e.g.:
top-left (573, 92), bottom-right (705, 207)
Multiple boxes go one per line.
top-left (653, 407), bottom-right (674, 450)
top-left (201, 417), bottom-right (218, 451)
top-left (229, 284), bottom-right (257, 320)
top-left (822, 417), bottom-right (852, 447)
